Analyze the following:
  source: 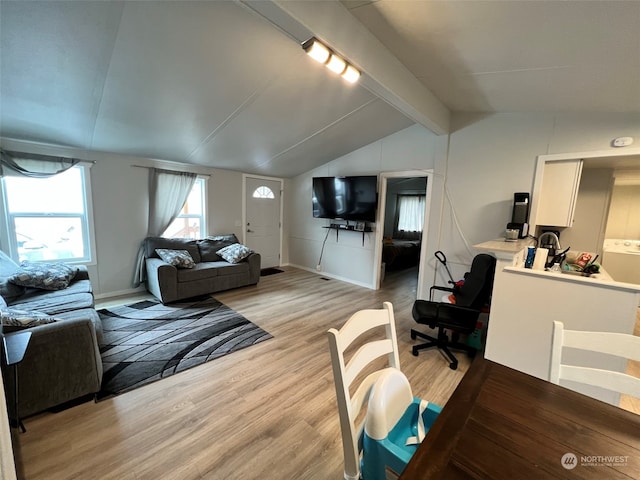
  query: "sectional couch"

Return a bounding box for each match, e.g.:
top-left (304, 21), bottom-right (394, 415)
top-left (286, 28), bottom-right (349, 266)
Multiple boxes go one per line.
top-left (143, 234), bottom-right (261, 304)
top-left (0, 251), bottom-right (102, 418)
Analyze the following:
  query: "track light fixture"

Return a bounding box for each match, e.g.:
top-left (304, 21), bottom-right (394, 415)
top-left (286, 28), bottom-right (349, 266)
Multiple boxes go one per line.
top-left (302, 37), bottom-right (360, 84)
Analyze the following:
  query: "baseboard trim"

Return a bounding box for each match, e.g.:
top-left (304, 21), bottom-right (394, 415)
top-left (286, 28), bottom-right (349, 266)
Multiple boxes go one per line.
top-left (287, 263), bottom-right (374, 290)
top-left (94, 286), bottom-right (146, 300)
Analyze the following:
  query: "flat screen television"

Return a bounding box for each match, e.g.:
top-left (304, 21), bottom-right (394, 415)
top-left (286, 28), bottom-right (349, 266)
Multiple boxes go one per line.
top-left (312, 176), bottom-right (378, 222)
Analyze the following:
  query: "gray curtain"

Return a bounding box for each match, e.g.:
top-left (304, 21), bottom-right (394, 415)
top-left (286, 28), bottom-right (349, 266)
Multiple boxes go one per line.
top-left (133, 168), bottom-right (198, 287)
top-left (0, 149), bottom-right (80, 177)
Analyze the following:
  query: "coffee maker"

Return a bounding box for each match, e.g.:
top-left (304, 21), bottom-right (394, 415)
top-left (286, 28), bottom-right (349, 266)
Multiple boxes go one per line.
top-left (506, 192), bottom-right (530, 239)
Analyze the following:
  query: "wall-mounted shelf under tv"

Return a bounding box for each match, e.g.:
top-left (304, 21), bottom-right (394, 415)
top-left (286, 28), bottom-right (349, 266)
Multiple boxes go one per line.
top-left (324, 223), bottom-right (372, 245)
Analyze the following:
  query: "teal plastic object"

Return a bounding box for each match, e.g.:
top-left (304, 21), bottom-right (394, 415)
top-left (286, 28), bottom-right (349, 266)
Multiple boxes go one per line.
top-left (361, 398), bottom-right (442, 479)
top-left (466, 322), bottom-right (484, 350)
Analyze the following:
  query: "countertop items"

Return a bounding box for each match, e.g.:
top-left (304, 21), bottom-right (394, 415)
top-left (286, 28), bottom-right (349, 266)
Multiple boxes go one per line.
top-left (474, 238), bottom-right (640, 406)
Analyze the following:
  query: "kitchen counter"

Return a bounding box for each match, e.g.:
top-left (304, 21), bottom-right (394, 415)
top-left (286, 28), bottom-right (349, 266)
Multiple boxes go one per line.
top-left (501, 265), bottom-right (640, 290)
top-left (474, 238), bottom-right (535, 256)
top-left (475, 238), bottom-right (640, 407)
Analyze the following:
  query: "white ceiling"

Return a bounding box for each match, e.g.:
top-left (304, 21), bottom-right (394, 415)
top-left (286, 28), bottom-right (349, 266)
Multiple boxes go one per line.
top-left (1, 1), bottom-right (638, 178)
top-left (344, 0), bottom-right (640, 113)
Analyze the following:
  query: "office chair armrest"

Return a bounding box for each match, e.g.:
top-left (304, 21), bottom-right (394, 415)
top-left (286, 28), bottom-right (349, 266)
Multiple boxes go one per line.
top-left (435, 303), bottom-right (481, 331)
top-left (429, 285), bottom-right (455, 301)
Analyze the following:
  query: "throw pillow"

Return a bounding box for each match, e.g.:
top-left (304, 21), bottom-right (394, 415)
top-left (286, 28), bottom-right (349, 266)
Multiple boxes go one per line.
top-left (1, 307), bottom-right (58, 328)
top-left (216, 243), bottom-right (253, 264)
top-left (0, 250), bottom-right (25, 302)
top-left (155, 248), bottom-right (196, 269)
top-left (9, 261), bottom-right (79, 291)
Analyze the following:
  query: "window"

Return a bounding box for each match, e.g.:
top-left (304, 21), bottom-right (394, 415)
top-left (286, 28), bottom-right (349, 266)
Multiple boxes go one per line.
top-left (396, 194), bottom-right (426, 233)
top-left (162, 177), bottom-right (206, 238)
top-left (252, 186), bottom-right (275, 199)
top-left (2, 165), bottom-right (93, 263)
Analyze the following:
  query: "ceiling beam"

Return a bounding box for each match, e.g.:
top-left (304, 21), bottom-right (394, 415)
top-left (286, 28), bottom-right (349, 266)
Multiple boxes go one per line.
top-left (240, 0), bottom-right (450, 135)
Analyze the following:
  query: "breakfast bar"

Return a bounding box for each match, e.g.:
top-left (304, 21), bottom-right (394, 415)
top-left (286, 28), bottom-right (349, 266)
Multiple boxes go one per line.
top-left (475, 239), bottom-right (640, 406)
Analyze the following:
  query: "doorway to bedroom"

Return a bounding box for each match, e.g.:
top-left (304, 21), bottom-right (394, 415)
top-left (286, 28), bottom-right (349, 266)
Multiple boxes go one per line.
top-left (374, 171), bottom-right (431, 295)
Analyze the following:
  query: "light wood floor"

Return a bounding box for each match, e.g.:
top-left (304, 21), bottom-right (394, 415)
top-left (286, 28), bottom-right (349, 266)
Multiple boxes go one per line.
top-left (13, 266), bottom-right (472, 480)
top-left (12, 267), bottom-right (640, 479)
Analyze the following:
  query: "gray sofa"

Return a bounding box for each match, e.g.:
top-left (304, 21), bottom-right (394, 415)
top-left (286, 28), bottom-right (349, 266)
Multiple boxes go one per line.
top-left (0, 251), bottom-right (103, 418)
top-left (144, 234), bottom-right (261, 304)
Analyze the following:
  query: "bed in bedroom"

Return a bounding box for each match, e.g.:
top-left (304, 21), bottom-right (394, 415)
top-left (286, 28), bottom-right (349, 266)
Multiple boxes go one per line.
top-left (382, 238), bottom-right (421, 271)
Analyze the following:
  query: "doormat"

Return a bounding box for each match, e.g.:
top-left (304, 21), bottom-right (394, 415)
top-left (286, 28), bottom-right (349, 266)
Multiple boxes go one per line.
top-left (97, 296), bottom-right (272, 399)
top-left (260, 267), bottom-right (284, 276)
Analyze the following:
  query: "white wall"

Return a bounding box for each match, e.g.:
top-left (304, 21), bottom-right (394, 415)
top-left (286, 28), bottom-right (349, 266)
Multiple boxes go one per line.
top-left (0, 368), bottom-right (16, 480)
top-left (3, 113), bottom-right (639, 297)
top-left (426, 113), bottom-right (640, 291)
top-left (0, 138), bottom-right (248, 297)
top-left (287, 113), bottom-right (640, 295)
top-left (90, 154), bottom-right (247, 296)
top-left (287, 125), bottom-right (443, 288)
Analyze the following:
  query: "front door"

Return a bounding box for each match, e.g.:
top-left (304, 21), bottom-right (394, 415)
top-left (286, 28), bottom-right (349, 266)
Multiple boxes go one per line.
top-left (244, 176), bottom-right (282, 269)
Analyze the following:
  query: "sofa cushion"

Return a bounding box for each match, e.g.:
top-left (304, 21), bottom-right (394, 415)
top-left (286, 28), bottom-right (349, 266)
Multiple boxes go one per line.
top-left (144, 237), bottom-right (201, 263)
top-left (206, 261), bottom-right (249, 276)
top-left (216, 243), bottom-right (253, 264)
top-left (1, 306), bottom-right (59, 328)
top-left (11, 279), bottom-right (93, 305)
top-left (10, 261), bottom-right (79, 291)
top-left (176, 262), bottom-right (219, 282)
top-left (155, 249), bottom-right (196, 269)
top-left (197, 234), bottom-right (239, 262)
top-left (9, 291), bottom-right (94, 315)
top-left (0, 250), bottom-right (25, 302)
top-left (174, 261), bottom-right (251, 283)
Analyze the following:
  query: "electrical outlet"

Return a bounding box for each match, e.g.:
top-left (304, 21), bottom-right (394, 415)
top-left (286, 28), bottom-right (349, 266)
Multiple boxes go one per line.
top-left (316, 264), bottom-right (322, 271)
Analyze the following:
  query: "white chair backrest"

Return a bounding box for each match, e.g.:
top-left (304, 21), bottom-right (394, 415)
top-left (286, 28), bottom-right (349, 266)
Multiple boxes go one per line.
top-left (327, 302), bottom-right (401, 480)
top-left (549, 321), bottom-right (640, 399)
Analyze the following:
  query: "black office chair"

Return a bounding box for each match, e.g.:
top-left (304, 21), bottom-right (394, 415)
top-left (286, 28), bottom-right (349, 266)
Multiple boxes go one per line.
top-left (410, 254), bottom-right (496, 370)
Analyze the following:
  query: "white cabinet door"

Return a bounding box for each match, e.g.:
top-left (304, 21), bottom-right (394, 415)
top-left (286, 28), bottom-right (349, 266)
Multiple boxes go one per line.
top-left (535, 159), bottom-right (583, 227)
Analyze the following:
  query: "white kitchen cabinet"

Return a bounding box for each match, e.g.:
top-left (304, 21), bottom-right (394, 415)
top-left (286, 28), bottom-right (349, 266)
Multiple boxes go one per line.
top-left (535, 159), bottom-right (583, 227)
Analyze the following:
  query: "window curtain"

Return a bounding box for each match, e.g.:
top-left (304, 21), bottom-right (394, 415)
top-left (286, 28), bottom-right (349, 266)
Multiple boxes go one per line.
top-left (0, 149), bottom-right (80, 177)
top-left (396, 194), bottom-right (425, 233)
top-left (133, 168), bottom-right (197, 287)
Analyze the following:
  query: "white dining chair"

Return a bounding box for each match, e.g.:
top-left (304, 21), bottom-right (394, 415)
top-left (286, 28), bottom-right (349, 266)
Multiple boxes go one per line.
top-left (327, 301), bottom-right (441, 480)
top-left (549, 320), bottom-right (640, 398)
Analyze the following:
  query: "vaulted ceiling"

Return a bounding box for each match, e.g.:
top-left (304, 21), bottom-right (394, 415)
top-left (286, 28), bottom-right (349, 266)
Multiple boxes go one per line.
top-left (1, 1), bottom-right (638, 178)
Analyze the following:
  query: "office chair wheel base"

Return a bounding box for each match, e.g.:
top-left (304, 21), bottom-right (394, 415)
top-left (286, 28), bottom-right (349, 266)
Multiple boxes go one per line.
top-left (412, 346), bottom-right (419, 356)
top-left (410, 330), bottom-right (417, 340)
top-left (449, 361), bottom-right (458, 370)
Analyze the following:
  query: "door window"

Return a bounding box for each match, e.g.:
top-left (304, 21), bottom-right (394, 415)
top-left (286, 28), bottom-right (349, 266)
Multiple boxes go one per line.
top-left (252, 186), bottom-right (275, 199)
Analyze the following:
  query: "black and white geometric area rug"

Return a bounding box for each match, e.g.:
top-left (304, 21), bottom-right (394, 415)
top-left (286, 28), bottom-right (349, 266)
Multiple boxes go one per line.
top-left (97, 296), bottom-right (272, 399)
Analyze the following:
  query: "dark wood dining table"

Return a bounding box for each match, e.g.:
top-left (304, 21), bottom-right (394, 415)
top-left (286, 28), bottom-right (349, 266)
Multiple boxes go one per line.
top-left (400, 356), bottom-right (640, 479)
